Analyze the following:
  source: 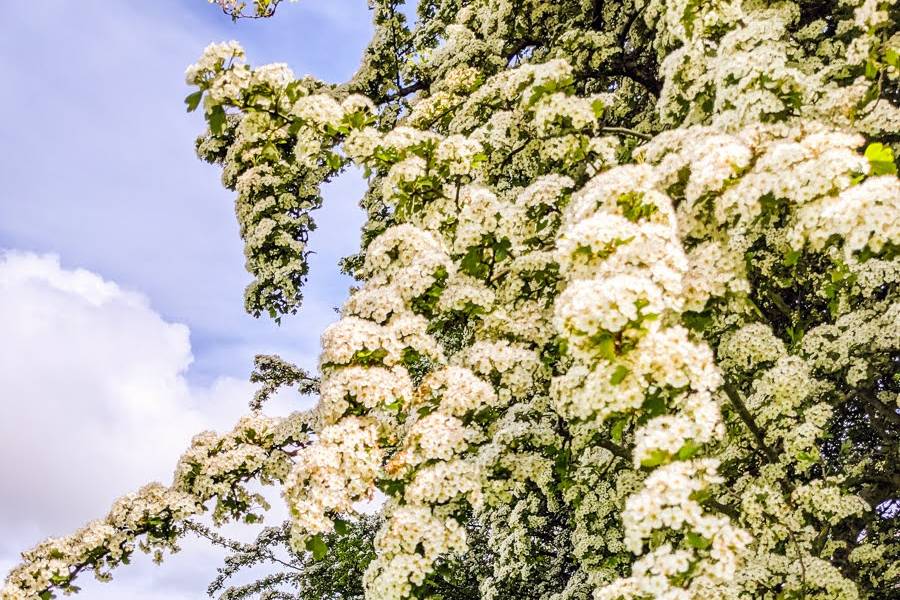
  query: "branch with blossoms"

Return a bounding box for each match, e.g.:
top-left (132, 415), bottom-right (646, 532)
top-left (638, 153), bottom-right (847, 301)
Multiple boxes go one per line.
top-left (250, 354), bottom-right (319, 411)
top-left (2, 412), bottom-right (313, 600)
top-left (210, 0), bottom-right (286, 20)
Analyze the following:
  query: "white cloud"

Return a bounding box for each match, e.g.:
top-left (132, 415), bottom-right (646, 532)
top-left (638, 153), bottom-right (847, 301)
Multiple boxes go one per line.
top-left (0, 252), bottom-right (261, 597)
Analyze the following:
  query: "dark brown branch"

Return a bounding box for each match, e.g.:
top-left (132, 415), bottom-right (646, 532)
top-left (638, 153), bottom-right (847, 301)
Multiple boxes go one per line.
top-left (858, 388), bottom-right (900, 427)
top-left (499, 138), bottom-right (532, 170)
top-left (620, 63), bottom-right (662, 98)
top-left (595, 437), bottom-right (631, 461)
top-left (583, 61), bottom-right (662, 99)
top-left (618, 5), bottom-right (647, 47)
top-left (788, 528), bottom-right (809, 599)
top-left (382, 80), bottom-right (427, 103)
top-left (705, 499), bottom-right (740, 520)
top-left (591, 0), bottom-right (605, 30)
top-left (723, 381), bottom-right (780, 464)
top-left (765, 287), bottom-right (794, 321)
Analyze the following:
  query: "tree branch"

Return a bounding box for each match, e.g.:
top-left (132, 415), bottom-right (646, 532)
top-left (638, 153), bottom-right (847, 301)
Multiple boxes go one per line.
top-left (595, 437), bottom-right (631, 461)
top-left (598, 127), bottom-right (652, 141)
top-left (185, 521), bottom-right (303, 573)
top-left (382, 80), bottom-right (427, 103)
top-left (858, 388), bottom-right (900, 428)
top-left (722, 381), bottom-right (780, 464)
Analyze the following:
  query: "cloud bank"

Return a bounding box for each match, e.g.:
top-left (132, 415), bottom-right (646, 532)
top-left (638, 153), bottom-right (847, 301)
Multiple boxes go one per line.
top-left (0, 252), bottom-right (258, 597)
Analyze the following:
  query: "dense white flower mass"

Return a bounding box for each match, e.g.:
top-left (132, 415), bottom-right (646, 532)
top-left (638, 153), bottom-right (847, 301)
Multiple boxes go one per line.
top-left (6, 0), bottom-right (900, 599)
top-left (284, 416), bottom-right (383, 543)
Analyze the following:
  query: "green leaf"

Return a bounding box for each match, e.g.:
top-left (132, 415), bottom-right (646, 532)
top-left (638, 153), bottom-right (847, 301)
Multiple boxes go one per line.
top-left (886, 47), bottom-right (899, 69)
top-left (493, 237), bottom-right (512, 262)
top-left (554, 447), bottom-right (572, 482)
top-left (686, 531), bottom-right (711, 549)
top-left (681, 0), bottom-right (700, 39)
top-left (611, 418), bottom-right (628, 444)
top-left (854, 82), bottom-right (881, 115)
top-left (594, 332), bottom-right (616, 361)
top-left (305, 534), bottom-right (328, 560)
top-left (689, 488), bottom-right (712, 504)
top-left (334, 518), bottom-right (350, 535)
top-left (460, 246), bottom-right (488, 278)
top-left (796, 450), bottom-right (814, 463)
top-left (325, 151), bottom-right (343, 171)
top-left (884, 48), bottom-right (900, 69)
top-left (864, 142), bottom-right (898, 176)
top-left (786, 325), bottom-right (805, 347)
top-left (677, 440), bottom-right (702, 460)
top-left (377, 477), bottom-right (406, 498)
top-left (784, 249), bottom-right (802, 267)
top-left (865, 58), bottom-right (879, 80)
top-left (641, 449), bottom-right (668, 468)
top-left (682, 310), bottom-right (712, 332)
top-left (208, 105), bottom-right (227, 135)
top-left (184, 90), bottom-right (203, 113)
top-left (609, 365), bottom-right (630, 385)
top-left (417, 403), bottom-right (437, 418)
top-left (39, 592), bottom-right (53, 600)
top-left (353, 347), bottom-right (388, 366)
top-left (616, 191), bottom-right (657, 222)
top-left (261, 143), bottom-right (280, 163)
top-left (641, 394), bottom-right (666, 418)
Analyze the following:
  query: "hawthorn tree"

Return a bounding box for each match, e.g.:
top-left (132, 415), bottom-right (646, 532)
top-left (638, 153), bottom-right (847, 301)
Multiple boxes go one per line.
top-left (4, 1), bottom-right (900, 599)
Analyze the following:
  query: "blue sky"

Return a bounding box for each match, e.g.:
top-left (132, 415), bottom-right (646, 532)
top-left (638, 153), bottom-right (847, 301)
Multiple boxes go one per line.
top-left (0, 1), bottom-right (378, 597)
top-left (0, 0), bottom-right (371, 384)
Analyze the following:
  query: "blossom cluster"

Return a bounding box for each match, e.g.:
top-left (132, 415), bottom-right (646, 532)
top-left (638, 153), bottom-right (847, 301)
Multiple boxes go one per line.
top-left (189, 42), bottom-right (379, 318)
top-left (552, 162), bottom-right (751, 597)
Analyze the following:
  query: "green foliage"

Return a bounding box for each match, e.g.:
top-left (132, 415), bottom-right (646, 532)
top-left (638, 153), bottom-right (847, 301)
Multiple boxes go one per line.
top-left (305, 535), bottom-right (328, 561)
top-left (185, 90), bottom-right (203, 112)
top-left (197, 515), bottom-right (493, 600)
top-left (208, 105), bottom-right (227, 135)
top-left (864, 142), bottom-right (897, 176)
top-left (616, 191), bottom-right (657, 222)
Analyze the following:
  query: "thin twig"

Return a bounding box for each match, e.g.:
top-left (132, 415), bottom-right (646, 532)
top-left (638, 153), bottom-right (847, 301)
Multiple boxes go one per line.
top-left (185, 521), bottom-right (303, 572)
top-left (598, 126), bottom-right (652, 141)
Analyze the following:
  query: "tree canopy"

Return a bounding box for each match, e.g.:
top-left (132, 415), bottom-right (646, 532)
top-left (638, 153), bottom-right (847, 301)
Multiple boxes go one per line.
top-left (4, 1), bottom-right (900, 599)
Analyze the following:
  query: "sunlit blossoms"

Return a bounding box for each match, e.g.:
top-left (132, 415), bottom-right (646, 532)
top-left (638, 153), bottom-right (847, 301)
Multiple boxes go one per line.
top-left (5, 0), bottom-right (900, 599)
top-left (2, 411), bottom-right (312, 599)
